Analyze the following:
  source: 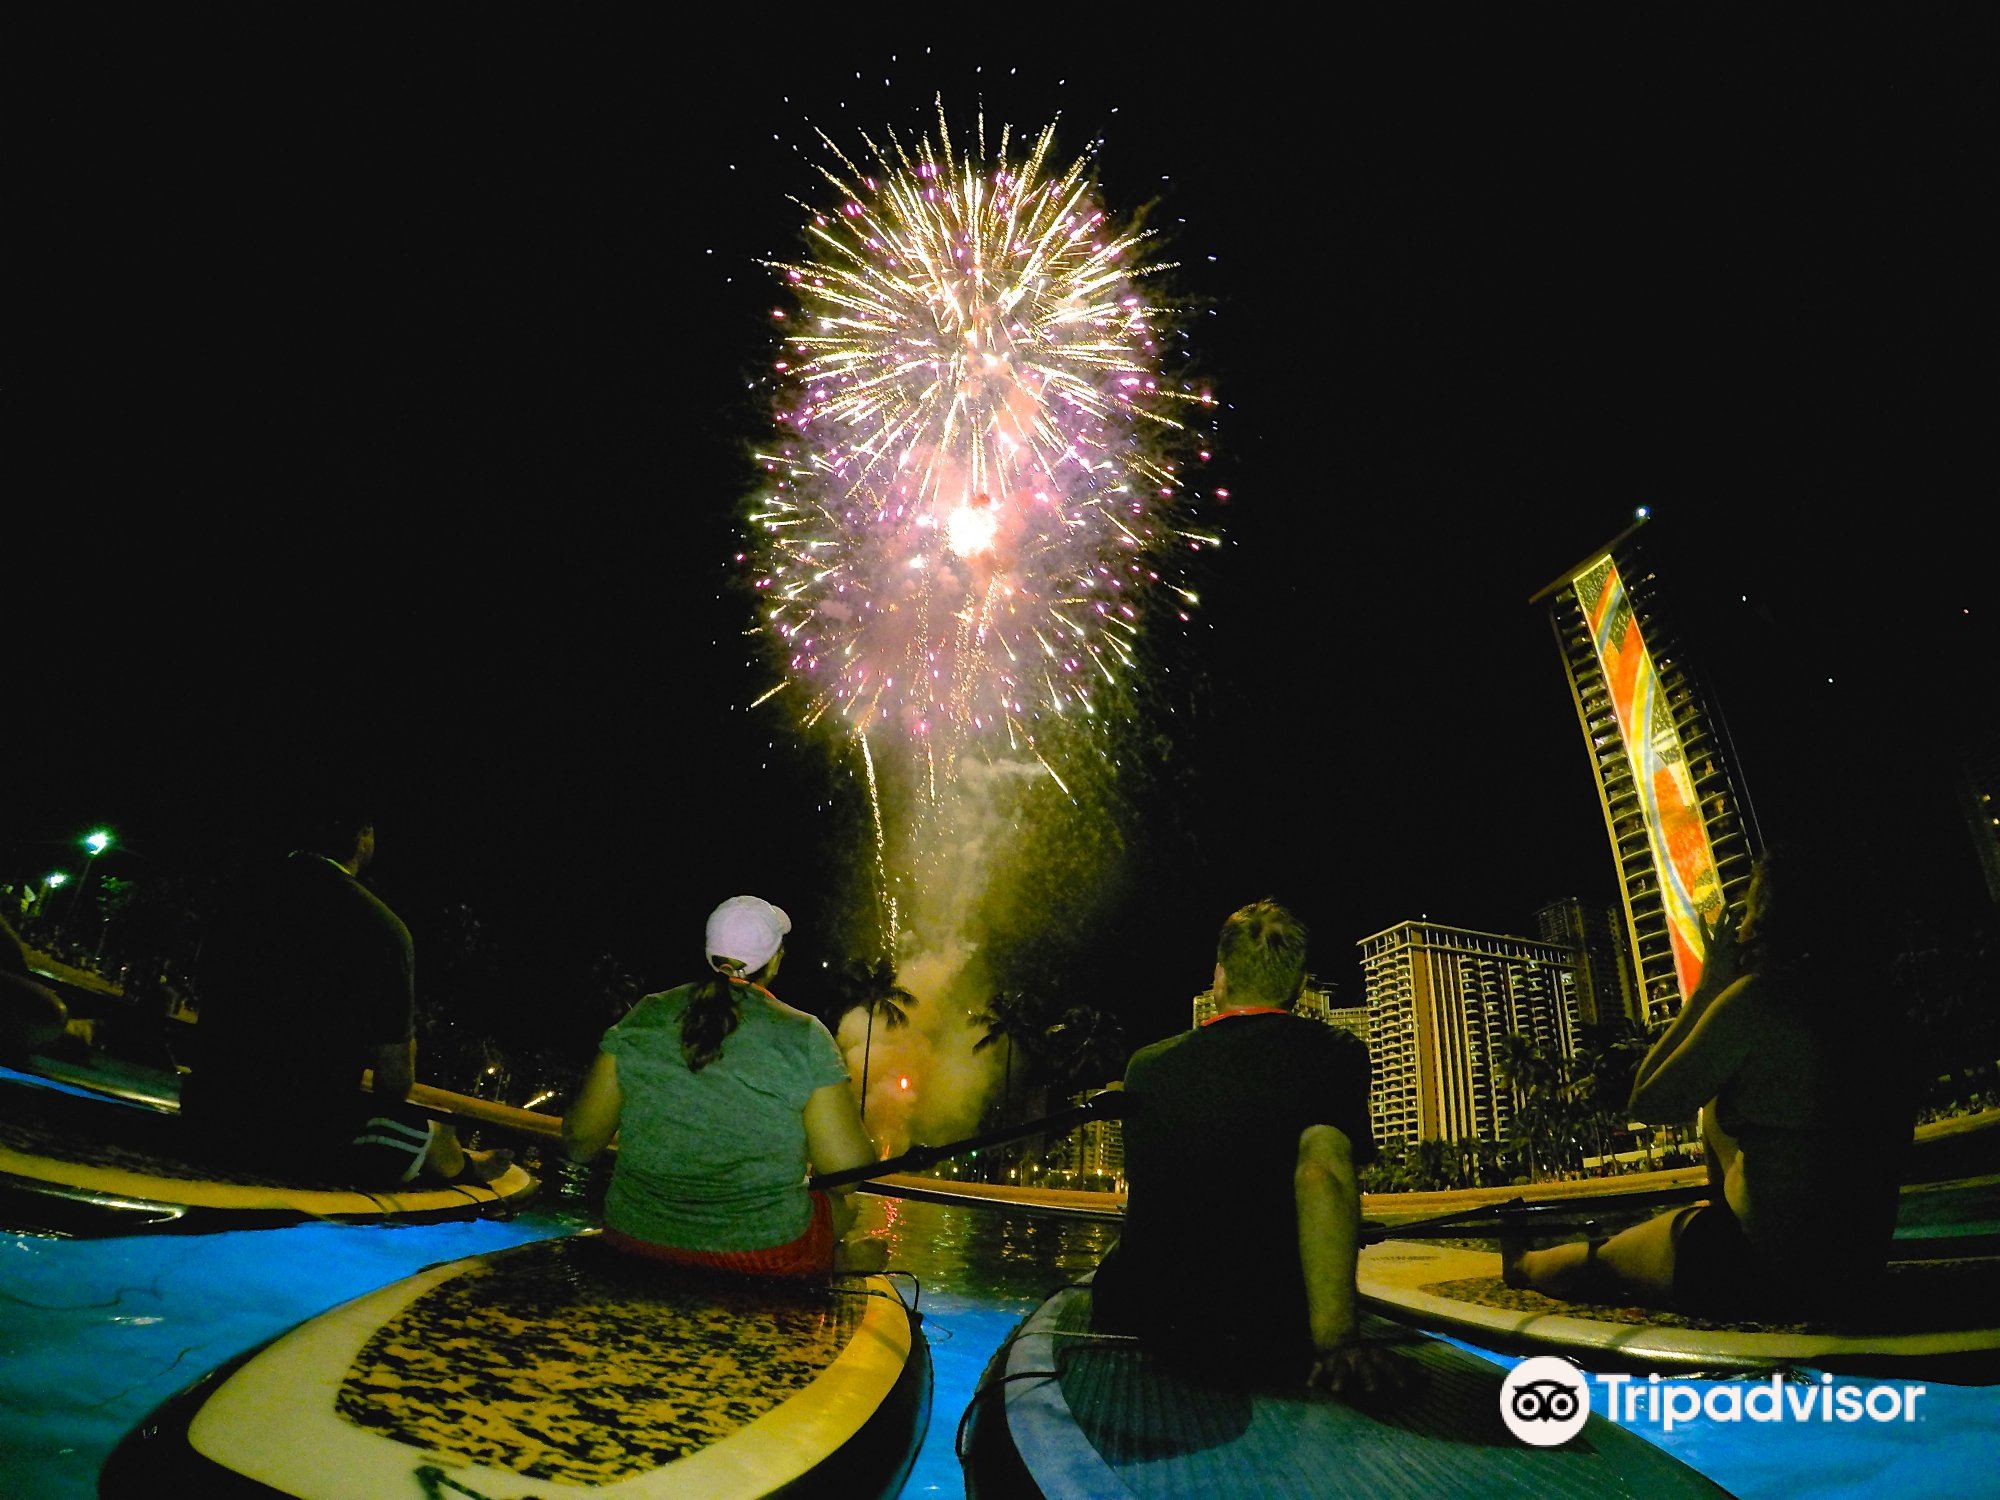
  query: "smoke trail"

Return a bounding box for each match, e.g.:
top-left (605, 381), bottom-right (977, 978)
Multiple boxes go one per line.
top-left (831, 754), bottom-right (1072, 1152)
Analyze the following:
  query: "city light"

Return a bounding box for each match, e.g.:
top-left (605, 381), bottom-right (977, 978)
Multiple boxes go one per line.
top-left (61, 828), bottom-right (118, 940)
top-left (44, 872), bottom-right (69, 889)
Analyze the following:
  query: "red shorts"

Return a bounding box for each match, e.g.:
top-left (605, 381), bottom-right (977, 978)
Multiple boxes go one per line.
top-left (604, 1190), bottom-right (836, 1278)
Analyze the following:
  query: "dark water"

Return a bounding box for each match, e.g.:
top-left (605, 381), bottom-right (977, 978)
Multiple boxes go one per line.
top-left (855, 1192), bottom-right (2000, 1500)
top-left (1, 1187), bottom-right (1995, 1498)
top-left (860, 1192), bottom-right (1122, 1497)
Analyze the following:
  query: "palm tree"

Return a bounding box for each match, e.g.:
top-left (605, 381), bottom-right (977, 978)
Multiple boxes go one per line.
top-left (970, 988), bottom-right (1042, 1130)
top-left (1495, 1031), bottom-right (1563, 1181)
top-left (833, 958), bottom-right (914, 1127)
top-left (1573, 1017), bottom-right (1650, 1171)
top-left (1412, 1137), bottom-right (1453, 1192)
top-left (586, 950), bottom-right (644, 1023)
top-left (1042, 1005), bottom-right (1126, 1097)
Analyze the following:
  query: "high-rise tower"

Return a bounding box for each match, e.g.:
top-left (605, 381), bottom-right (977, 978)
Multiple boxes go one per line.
top-left (1358, 921), bottom-right (1580, 1146)
top-left (1534, 896), bottom-right (1636, 1028)
top-left (1952, 732), bottom-right (2000, 910)
top-left (1533, 520), bottom-right (1757, 1027)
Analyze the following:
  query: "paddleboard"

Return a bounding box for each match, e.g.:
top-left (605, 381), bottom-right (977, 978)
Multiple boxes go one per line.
top-left (1367, 1174), bottom-right (2000, 1249)
top-left (0, 1071), bottom-right (537, 1236)
top-left (7, 1050), bottom-right (571, 1146)
top-left (101, 1233), bottom-right (929, 1500)
top-left (8, 1050), bottom-right (184, 1111)
top-left (1357, 1239), bottom-right (2000, 1383)
top-left (962, 1274), bottom-right (1729, 1499)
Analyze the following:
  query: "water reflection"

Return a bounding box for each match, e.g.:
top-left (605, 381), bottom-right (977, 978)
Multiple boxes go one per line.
top-left (863, 1191), bottom-right (1120, 1312)
top-left (852, 1193), bottom-right (1120, 1497)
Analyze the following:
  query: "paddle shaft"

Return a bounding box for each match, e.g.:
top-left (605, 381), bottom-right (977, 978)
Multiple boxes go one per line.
top-left (356, 1071), bottom-right (565, 1143)
top-left (387, 1081), bottom-right (1125, 1163)
top-left (811, 1091), bottom-right (1122, 1191)
top-left (1363, 1183), bottom-right (1708, 1243)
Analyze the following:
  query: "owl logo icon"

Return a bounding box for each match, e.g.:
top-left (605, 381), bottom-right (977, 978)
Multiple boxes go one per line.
top-left (1499, 1356), bottom-right (1592, 1445)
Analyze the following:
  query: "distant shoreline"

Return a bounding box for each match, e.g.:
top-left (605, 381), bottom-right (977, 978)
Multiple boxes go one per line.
top-left (870, 1108), bottom-right (2000, 1220)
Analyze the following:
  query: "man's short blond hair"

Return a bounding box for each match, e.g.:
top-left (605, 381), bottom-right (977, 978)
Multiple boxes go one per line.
top-left (1216, 900), bottom-right (1309, 1008)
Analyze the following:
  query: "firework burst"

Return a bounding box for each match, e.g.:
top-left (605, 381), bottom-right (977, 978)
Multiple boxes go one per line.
top-left (749, 104), bottom-right (1217, 791)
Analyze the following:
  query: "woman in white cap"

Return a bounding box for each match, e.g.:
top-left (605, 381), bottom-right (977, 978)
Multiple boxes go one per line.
top-left (563, 895), bottom-right (885, 1275)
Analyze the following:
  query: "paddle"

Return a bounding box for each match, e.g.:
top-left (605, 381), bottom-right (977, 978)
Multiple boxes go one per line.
top-left (1362, 1184), bottom-right (1709, 1244)
top-left (810, 1088), bottom-right (1126, 1191)
top-left (353, 1069), bottom-right (565, 1142)
top-left (404, 1081), bottom-right (565, 1142)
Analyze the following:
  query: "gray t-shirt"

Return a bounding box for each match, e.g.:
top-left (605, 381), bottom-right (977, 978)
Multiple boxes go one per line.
top-left (601, 984), bottom-right (851, 1251)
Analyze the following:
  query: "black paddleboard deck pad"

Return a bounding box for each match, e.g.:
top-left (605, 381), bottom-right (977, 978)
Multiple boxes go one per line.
top-left (1358, 1239), bottom-right (2000, 1383)
top-left (0, 1072), bottom-right (536, 1235)
top-left (101, 1233), bottom-right (929, 1499)
top-left (964, 1278), bottom-right (1728, 1499)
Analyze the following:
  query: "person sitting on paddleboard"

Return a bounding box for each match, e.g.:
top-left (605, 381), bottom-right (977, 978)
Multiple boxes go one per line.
top-left (0, 912), bottom-right (92, 1061)
top-left (1092, 900), bottom-right (1415, 1396)
top-left (1505, 845), bottom-right (1915, 1318)
top-left (564, 895), bottom-right (887, 1276)
top-left (184, 806), bottom-right (511, 1188)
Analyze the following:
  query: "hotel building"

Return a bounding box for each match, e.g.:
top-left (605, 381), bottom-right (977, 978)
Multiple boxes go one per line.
top-left (1534, 522), bottom-right (1757, 1027)
top-left (1357, 921), bottom-right (1581, 1146)
top-left (1533, 895), bottom-right (1636, 1028)
top-left (1954, 734), bottom-right (2000, 909)
top-left (1051, 1091), bottom-right (1126, 1188)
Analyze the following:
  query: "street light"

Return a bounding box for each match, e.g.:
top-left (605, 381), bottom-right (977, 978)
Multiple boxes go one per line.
top-left (63, 829), bottom-right (115, 942)
top-left (32, 871), bottom-right (69, 924)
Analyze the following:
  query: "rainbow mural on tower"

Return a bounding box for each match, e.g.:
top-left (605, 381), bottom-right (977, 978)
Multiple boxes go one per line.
top-left (1571, 555), bottom-right (1725, 1000)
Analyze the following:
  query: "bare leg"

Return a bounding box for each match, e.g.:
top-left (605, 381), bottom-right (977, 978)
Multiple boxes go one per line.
top-left (1503, 1207), bottom-right (1692, 1305)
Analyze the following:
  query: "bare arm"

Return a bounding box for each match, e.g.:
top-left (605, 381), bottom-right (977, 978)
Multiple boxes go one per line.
top-left (1297, 1124), bottom-right (1361, 1354)
top-left (563, 1051), bottom-right (623, 1163)
top-left (1298, 1124), bottom-right (1420, 1399)
top-left (1627, 974), bottom-right (1760, 1122)
top-left (803, 1080), bottom-right (876, 1183)
top-left (1630, 907), bottom-right (1744, 1105)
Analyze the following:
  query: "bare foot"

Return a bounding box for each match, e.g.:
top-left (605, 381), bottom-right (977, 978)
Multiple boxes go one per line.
top-left (1501, 1235), bottom-right (1531, 1288)
top-left (455, 1148), bottom-right (515, 1184)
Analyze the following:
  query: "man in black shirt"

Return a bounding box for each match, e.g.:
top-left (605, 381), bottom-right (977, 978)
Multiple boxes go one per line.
top-left (1093, 900), bottom-right (1403, 1393)
top-left (185, 813), bottom-right (504, 1186)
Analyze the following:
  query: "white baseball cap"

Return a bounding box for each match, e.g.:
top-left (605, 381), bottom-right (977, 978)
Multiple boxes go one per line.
top-left (705, 895), bottom-right (792, 974)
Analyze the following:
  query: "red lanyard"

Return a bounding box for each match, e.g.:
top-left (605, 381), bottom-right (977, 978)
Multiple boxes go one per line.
top-left (1200, 1005), bottom-right (1290, 1028)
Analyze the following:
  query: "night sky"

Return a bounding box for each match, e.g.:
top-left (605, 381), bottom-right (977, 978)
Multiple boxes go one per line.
top-left (15, 18), bottom-right (1995, 1050)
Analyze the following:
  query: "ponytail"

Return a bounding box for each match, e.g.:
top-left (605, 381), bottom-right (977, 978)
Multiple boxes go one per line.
top-left (681, 963), bottom-right (747, 1072)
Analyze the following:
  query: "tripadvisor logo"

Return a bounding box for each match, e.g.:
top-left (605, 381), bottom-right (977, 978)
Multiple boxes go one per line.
top-left (1499, 1359), bottom-right (1931, 1444)
top-left (1600, 1372), bottom-right (1929, 1432)
top-left (1499, 1357), bottom-right (1591, 1446)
